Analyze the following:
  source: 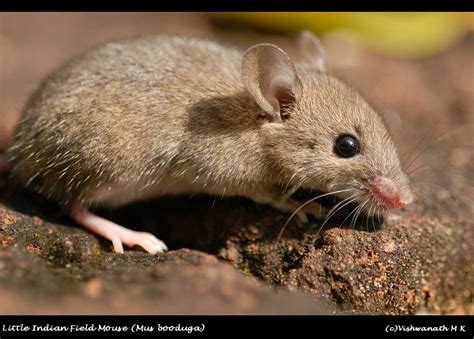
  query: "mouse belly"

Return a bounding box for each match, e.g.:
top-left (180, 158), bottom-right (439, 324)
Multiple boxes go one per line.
top-left (89, 175), bottom-right (206, 208)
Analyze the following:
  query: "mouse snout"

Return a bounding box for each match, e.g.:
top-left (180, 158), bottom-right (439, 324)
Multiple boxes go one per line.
top-left (367, 176), bottom-right (413, 209)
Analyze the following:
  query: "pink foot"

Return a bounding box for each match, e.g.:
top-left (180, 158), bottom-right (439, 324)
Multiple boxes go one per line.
top-left (70, 206), bottom-right (168, 254)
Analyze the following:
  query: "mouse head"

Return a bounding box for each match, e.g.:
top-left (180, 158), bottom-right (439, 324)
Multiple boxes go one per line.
top-left (241, 31), bottom-right (413, 212)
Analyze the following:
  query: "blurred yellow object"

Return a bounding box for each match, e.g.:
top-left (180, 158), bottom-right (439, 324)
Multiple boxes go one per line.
top-left (216, 12), bottom-right (470, 57)
top-left (463, 12), bottom-right (474, 29)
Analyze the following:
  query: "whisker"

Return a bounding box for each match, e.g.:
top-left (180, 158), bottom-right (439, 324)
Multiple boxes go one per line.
top-left (371, 207), bottom-right (376, 231)
top-left (405, 163), bottom-right (432, 177)
top-left (352, 199), bottom-right (369, 231)
top-left (374, 207), bottom-right (383, 232)
top-left (365, 203), bottom-right (374, 232)
top-left (376, 209), bottom-right (382, 228)
top-left (403, 123), bottom-right (474, 172)
top-left (433, 123), bottom-right (474, 144)
top-left (313, 194), bottom-right (361, 239)
top-left (316, 195), bottom-right (358, 229)
top-left (350, 203), bottom-right (363, 230)
top-left (337, 204), bottom-right (360, 229)
top-left (338, 198), bottom-right (368, 229)
top-left (276, 188), bottom-right (356, 241)
top-left (400, 121), bottom-right (439, 166)
top-left (404, 147), bottom-right (434, 173)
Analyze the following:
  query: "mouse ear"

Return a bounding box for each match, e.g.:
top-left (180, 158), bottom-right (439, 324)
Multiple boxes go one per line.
top-left (241, 43), bottom-right (303, 123)
top-left (297, 30), bottom-right (328, 72)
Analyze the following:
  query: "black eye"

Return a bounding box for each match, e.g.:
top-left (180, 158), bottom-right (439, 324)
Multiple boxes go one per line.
top-left (334, 134), bottom-right (360, 158)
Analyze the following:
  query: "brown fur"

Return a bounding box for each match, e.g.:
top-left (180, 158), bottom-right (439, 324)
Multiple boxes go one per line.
top-left (6, 34), bottom-right (411, 213)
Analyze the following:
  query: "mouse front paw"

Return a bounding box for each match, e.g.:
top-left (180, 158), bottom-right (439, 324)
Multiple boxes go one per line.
top-left (271, 198), bottom-right (309, 225)
top-left (301, 201), bottom-right (328, 220)
top-left (249, 193), bottom-right (309, 225)
top-left (249, 190), bottom-right (329, 226)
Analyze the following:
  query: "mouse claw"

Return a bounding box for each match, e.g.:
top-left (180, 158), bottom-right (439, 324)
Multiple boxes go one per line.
top-left (111, 236), bottom-right (124, 254)
top-left (302, 202), bottom-right (327, 220)
top-left (126, 231), bottom-right (168, 255)
top-left (295, 210), bottom-right (309, 225)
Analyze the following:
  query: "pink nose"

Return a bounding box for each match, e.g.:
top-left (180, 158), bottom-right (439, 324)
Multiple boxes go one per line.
top-left (368, 176), bottom-right (413, 209)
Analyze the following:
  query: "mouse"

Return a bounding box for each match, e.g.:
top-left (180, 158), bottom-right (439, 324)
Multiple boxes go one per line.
top-left (3, 31), bottom-right (414, 255)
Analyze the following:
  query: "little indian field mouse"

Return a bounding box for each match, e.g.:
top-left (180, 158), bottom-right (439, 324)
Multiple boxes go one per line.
top-left (4, 32), bottom-right (414, 254)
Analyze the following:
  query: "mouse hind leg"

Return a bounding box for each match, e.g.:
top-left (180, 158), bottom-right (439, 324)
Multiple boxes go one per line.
top-left (70, 205), bottom-right (168, 255)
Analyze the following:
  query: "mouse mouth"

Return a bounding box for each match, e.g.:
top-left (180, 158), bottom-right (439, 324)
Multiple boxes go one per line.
top-left (290, 187), bottom-right (384, 227)
top-left (287, 176), bottom-right (413, 229)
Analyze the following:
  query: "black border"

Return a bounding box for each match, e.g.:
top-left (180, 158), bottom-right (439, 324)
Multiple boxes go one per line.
top-left (0, 1), bottom-right (473, 11)
top-left (0, 315), bottom-right (473, 338)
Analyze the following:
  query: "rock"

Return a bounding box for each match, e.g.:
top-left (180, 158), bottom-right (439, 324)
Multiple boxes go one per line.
top-left (0, 200), bottom-right (326, 314)
top-left (225, 213), bottom-right (473, 314)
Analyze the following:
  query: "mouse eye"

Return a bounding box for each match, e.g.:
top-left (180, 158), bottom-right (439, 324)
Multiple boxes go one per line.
top-left (334, 134), bottom-right (360, 158)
